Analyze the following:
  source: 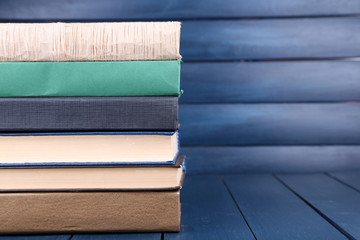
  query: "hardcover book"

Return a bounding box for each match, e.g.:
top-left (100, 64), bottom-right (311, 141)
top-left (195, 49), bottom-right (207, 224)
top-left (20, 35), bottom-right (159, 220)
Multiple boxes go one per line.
top-left (0, 97), bottom-right (178, 131)
top-left (0, 61), bottom-right (181, 97)
top-left (0, 22), bottom-right (181, 61)
top-left (0, 132), bottom-right (179, 166)
top-left (0, 190), bottom-right (181, 233)
top-left (0, 156), bottom-right (185, 191)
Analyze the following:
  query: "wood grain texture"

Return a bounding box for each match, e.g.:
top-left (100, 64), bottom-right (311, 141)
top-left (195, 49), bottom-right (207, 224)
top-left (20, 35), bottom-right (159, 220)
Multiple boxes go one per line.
top-left (0, 0), bottom-right (359, 20)
top-left (328, 172), bottom-right (360, 191)
top-left (278, 173), bottom-right (360, 239)
top-left (165, 175), bottom-right (254, 240)
top-left (180, 61), bottom-right (360, 103)
top-left (181, 146), bottom-right (360, 174)
top-left (0, 236), bottom-right (71, 240)
top-left (72, 233), bottom-right (160, 240)
top-left (180, 103), bottom-right (360, 145)
top-left (181, 18), bottom-right (360, 60)
top-left (223, 175), bottom-right (347, 239)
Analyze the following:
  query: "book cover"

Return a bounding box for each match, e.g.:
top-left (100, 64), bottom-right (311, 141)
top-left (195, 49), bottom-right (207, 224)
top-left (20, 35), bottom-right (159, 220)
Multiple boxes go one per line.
top-left (0, 155), bottom-right (186, 192)
top-left (0, 131), bottom-right (179, 167)
top-left (0, 190), bottom-right (181, 233)
top-left (0, 97), bottom-right (178, 131)
top-left (0, 61), bottom-right (181, 97)
top-left (0, 22), bottom-right (181, 61)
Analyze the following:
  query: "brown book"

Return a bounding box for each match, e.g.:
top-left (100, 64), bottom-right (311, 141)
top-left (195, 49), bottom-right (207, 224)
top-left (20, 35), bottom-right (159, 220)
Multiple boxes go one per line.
top-left (0, 190), bottom-right (181, 233)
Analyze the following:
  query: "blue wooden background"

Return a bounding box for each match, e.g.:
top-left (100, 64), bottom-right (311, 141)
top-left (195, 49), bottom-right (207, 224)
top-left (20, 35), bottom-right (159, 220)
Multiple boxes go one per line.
top-left (1, 0), bottom-right (360, 174)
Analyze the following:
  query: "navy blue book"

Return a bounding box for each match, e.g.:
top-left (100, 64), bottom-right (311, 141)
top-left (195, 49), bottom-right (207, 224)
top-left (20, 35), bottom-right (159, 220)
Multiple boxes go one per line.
top-left (0, 97), bottom-right (178, 132)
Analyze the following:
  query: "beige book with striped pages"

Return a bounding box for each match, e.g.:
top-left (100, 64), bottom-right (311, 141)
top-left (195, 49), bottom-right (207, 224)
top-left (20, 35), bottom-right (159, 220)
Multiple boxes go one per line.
top-left (0, 22), bottom-right (181, 61)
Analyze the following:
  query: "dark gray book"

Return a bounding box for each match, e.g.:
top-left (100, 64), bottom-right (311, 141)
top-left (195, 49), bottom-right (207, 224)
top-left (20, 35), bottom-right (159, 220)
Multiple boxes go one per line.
top-left (0, 97), bottom-right (178, 131)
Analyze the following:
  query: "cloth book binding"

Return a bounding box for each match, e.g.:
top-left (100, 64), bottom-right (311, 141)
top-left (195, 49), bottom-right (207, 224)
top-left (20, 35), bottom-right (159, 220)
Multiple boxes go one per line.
top-left (0, 97), bottom-right (178, 131)
top-left (0, 61), bottom-right (181, 97)
top-left (0, 190), bottom-right (181, 233)
top-left (0, 22), bottom-right (181, 61)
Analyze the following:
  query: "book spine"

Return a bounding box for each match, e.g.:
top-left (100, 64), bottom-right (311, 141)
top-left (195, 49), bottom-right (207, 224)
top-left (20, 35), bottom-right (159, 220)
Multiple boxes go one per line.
top-left (0, 61), bottom-right (181, 97)
top-left (0, 191), bottom-right (180, 233)
top-left (0, 97), bottom-right (178, 131)
top-left (0, 22), bottom-right (181, 61)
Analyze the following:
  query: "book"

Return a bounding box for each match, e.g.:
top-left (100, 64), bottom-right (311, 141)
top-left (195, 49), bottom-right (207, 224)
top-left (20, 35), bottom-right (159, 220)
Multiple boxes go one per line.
top-left (0, 132), bottom-right (178, 166)
top-left (0, 190), bottom-right (181, 233)
top-left (0, 61), bottom-right (181, 97)
top-left (0, 156), bottom-right (185, 191)
top-left (0, 22), bottom-right (181, 61)
top-left (0, 97), bottom-right (178, 131)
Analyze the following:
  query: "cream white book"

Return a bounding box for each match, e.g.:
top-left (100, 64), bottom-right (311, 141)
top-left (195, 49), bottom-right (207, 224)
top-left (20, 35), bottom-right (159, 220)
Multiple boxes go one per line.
top-left (0, 155), bottom-right (185, 191)
top-left (0, 22), bottom-right (181, 61)
top-left (0, 132), bottom-right (178, 165)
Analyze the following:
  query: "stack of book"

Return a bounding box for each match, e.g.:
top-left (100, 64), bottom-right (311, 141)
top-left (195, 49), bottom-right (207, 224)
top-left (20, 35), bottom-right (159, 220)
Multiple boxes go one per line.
top-left (0, 22), bottom-right (184, 233)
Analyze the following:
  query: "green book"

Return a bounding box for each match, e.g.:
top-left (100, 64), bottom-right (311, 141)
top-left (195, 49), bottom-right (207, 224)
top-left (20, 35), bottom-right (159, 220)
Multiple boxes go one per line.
top-left (0, 61), bottom-right (181, 97)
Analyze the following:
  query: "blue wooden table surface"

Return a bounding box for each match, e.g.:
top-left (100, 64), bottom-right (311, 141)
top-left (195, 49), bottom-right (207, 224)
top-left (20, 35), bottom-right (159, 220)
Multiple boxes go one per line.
top-left (1, 171), bottom-right (359, 239)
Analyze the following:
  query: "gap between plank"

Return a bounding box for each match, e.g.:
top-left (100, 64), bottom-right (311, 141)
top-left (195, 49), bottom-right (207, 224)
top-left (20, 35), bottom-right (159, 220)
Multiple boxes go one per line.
top-left (179, 57), bottom-right (360, 63)
top-left (179, 102), bottom-right (360, 105)
top-left (273, 174), bottom-right (354, 240)
top-left (1, 14), bottom-right (359, 22)
top-left (325, 173), bottom-right (360, 194)
top-left (180, 102), bottom-right (360, 105)
top-left (181, 144), bottom-right (360, 147)
top-left (220, 176), bottom-right (258, 240)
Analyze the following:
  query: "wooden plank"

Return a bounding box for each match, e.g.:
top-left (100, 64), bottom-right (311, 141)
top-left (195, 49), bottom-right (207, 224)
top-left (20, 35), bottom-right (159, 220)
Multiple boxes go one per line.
top-left (0, 236), bottom-right (71, 240)
top-left (0, 18), bottom-right (359, 60)
top-left (223, 175), bottom-right (347, 239)
top-left (180, 61), bottom-right (360, 103)
top-left (181, 146), bottom-right (360, 174)
top-left (328, 171), bottom-right (360, 191)
top-left (0, 18), bottom-right (358, 60)
top-left (278, 173), bottom-right (360, 239)
top-left (165, 175), bottom-right (254, 240)
top-left (72, 233), bottom-right (160, 240)
top-left (181, 18), bottom-right (360, 60)
top-left (0, 0), bottom-right (359, 20)
top-left (180, 103), bottom-right (360, 145)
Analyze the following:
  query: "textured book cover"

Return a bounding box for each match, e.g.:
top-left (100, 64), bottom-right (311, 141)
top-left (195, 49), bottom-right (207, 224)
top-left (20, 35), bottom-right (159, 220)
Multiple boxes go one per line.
top-left (0, 190), bottom-right (181, 233)
top-left (0, 131), bottom-right (179, 166)
top-left (0, 61), bottom-right (181, 97)
top-left (0, 97), bottom-right (178, 131)
top-left (0, 22), bottom-right (181, 61)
